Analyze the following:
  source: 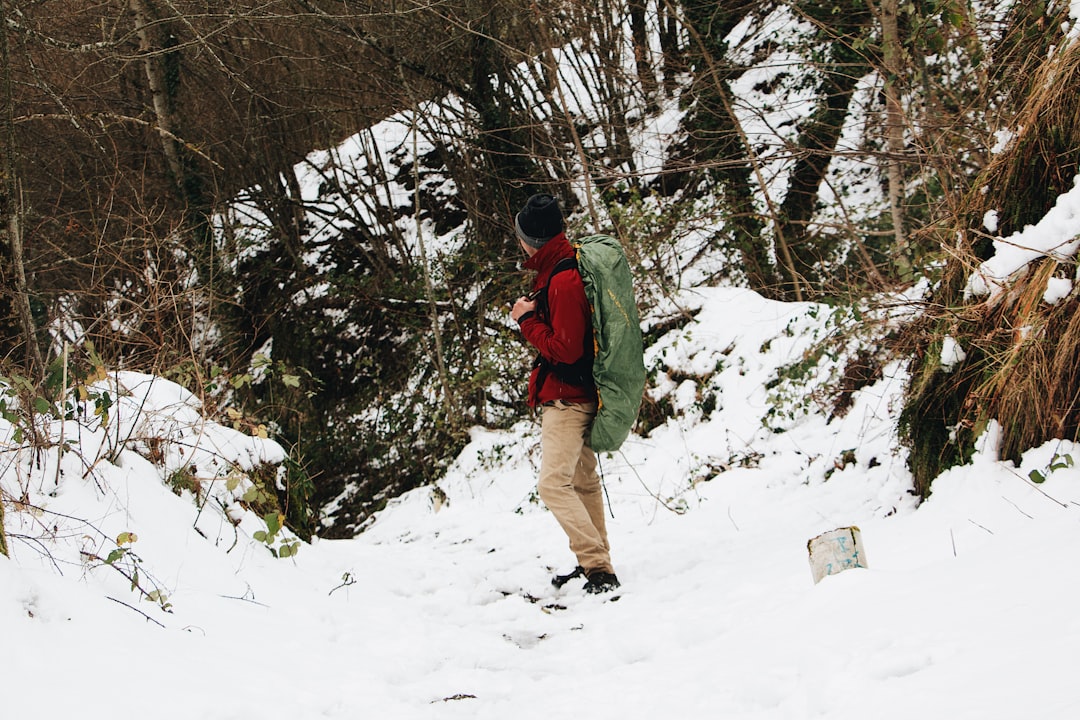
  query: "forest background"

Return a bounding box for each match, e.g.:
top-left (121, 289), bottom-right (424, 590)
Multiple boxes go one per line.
top-left (2, 0), bottom-right (1078, 543)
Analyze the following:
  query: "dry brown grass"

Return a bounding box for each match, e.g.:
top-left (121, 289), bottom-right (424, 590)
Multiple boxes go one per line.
top-left (902, 37), bottom-right (1080, 495)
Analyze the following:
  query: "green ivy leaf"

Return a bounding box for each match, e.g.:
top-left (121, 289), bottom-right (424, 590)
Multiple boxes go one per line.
top-left (253, 530), bottom-right (267, 542)
top-left (265, 512), bottom-right (282, 535)
top-left (281, 374), bottom-right (301, 388)
top-left (1029, 469), bottom-right (1046, 484)
top-left (33, 397), bottom-right (51, 414)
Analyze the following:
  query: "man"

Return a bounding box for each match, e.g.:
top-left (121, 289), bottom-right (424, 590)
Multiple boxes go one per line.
top-left (509, 193), bottom-right (620, 594)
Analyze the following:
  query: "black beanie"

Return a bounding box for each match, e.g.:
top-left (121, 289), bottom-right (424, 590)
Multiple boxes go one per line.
top-left (515, 194), bottom-right (564, 249)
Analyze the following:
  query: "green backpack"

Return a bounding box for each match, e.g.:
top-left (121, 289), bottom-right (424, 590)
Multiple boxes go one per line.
top-left (571, 234), bottom-right (646, 453)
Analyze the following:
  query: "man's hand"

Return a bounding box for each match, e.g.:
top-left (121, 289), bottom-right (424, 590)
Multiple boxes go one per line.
top-left (511, 296), bottom-right (537, 323)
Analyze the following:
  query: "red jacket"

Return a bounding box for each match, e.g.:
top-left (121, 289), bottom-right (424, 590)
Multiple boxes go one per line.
top-left (518, 233), bottom-right (597, 407)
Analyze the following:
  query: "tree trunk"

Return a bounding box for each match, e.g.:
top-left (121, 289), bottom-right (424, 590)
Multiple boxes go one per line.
top-left (129, 0), bottom-right (184, 185)
top-left (0, 0), bottom-right (43, 373)
top-left (775, 0), bottom-right (873, 298)
top-left (629, 0), bottom-right (658, 108)
top-left (775, 71), bottom-right (863, 296)
top-left (411, 100), bottom-right (456, 423)
top-left (676, 0), bottom-right (787, 297)
top-left (658, 0), bottom-right (682, 97)
top-left (128, 0), bottom-right (213, 280)
top-left (876, 0), bottom-right (911, 279)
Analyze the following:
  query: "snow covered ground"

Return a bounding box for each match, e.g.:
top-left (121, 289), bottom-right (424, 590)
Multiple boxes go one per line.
top-left (4, 285), bottom-right (1080, 720)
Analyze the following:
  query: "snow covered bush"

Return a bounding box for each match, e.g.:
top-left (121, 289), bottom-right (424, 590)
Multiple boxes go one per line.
top-left (0, 357), bottom-right (303, 613)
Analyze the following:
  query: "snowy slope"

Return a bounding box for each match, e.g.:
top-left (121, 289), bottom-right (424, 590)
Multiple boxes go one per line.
top-left (4, 286), bottom-right (1080, 720)
top-left (8, 2), bottom-right (1080, 716)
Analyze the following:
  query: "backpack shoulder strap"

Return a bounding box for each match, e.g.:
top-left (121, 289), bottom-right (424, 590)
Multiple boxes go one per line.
top-left (530, 255), bottom-right (592, 391)
top-left (548, 256), bottom-right (578, 286)
top-left (530, 256), bottom-right (578, 305)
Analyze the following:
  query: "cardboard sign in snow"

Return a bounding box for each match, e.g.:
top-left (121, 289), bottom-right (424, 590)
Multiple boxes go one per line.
top-left (808, 526), bottom-right (867, 584)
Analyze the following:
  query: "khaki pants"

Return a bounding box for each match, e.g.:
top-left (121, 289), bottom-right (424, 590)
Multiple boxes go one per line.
top-left (537, 400), bottom-right (613, 574)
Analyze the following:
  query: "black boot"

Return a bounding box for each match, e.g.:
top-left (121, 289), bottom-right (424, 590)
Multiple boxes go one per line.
top-left (551, 565), bottom-right (585, 588)
top-left (583, 570), bottom-right (620, 594)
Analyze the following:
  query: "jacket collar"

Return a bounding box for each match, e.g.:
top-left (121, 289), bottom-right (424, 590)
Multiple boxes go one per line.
top-left (523, 232), bottom-right (572, 274)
